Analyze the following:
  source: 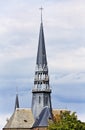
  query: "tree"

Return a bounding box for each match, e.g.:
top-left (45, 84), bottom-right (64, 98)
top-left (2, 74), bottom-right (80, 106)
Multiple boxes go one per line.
top-left (48, 111), bottom-right (85, 130)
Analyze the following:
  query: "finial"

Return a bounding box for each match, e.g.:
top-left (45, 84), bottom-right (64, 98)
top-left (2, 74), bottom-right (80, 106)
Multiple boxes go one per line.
top-left (39, 6), bottom-right (43, 23)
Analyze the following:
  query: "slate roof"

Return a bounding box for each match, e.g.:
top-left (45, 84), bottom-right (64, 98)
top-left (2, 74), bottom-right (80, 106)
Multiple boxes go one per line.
top-left (36, 22), bottom-right (47, 67)
top-left (4, 108), bottom-right (34, 129)
top-left (3, 108), bottom-right (68, 129)
top-left (32, 107), bottom-right (52, 128)
top-left (32, 108), bottom-right (68, 128)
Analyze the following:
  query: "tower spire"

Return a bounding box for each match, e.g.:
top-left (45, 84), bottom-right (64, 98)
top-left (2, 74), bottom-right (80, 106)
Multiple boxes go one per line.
top-left (36, 7), bottom-right (47, 67)
top-left (32, 9), bottom-right (52, 120)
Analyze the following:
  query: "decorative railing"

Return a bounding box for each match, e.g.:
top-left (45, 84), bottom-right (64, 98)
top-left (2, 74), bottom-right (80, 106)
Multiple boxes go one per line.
top-left (34, 77), bottom-right (49, 81)
top-left (32, 88), bottom-right (51, 92)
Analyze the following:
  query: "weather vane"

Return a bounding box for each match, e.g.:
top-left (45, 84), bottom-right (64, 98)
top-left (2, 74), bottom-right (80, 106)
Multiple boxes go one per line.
top-left (39, 6), bottom-right (43, 23)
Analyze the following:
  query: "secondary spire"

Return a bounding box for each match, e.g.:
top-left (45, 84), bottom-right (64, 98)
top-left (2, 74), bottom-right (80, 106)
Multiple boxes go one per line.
top-left (15, 86), bottom-right (19, 110)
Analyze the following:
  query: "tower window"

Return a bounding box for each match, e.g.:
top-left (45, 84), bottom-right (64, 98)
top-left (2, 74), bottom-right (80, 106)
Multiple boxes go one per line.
top-left (44, 96), bottom-right (48, 106)
top-left (39, 96), bottom-right (41, 104)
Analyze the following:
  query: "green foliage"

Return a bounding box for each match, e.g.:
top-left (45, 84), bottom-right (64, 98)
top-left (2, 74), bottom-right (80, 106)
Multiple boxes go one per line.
top-left (48, 111), bottom-right (85, 130)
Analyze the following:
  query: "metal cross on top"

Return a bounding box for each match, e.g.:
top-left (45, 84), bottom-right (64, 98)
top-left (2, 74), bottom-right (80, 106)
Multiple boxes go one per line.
top-left (39, 7), bottom-right (43, 23)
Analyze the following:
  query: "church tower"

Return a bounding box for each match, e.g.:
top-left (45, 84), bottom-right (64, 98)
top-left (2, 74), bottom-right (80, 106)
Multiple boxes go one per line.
top-left (31, 8), bottom-right (52, 119)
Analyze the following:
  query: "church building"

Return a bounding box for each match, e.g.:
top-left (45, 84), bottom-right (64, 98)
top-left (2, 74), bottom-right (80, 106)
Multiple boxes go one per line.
top-left (3, 9), bottom-right (63, 130)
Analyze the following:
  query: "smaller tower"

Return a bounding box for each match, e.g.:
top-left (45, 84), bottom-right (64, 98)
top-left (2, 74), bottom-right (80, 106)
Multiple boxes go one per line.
top-left (15, 87), bottom-right (19, 110)
top-left (31, 8), bottom-right (52, 119)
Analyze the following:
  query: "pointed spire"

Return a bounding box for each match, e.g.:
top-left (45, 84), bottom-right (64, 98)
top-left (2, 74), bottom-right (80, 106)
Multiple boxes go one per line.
top-left (15, 87), bottom-right (19, 110)
top-left (36, 7), bottom-right (47, 67)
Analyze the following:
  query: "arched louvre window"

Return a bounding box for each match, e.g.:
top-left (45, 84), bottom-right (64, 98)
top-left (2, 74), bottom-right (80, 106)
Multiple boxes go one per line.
top-left (44, 96), bottom-right (48, 106)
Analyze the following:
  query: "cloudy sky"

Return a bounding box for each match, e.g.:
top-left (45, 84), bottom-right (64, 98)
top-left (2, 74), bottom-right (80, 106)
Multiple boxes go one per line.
top-left (0, 0), bottom-right (85, 129)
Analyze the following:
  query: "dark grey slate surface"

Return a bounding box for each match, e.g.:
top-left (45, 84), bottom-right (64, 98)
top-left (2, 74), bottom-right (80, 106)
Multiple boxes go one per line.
top-left (36, 22), bottom-right (47, 67)
top-left (32, 106), bottom-right (52, 127)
